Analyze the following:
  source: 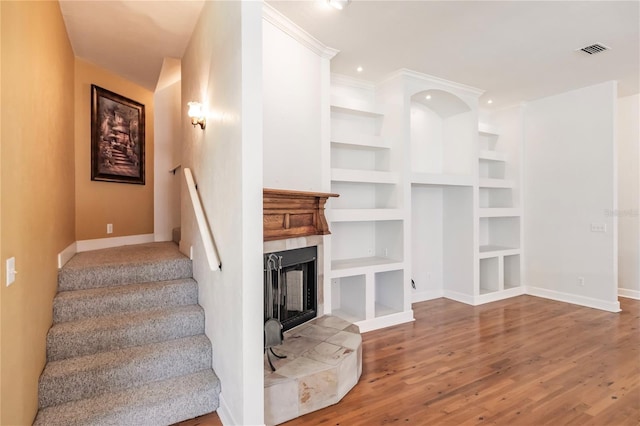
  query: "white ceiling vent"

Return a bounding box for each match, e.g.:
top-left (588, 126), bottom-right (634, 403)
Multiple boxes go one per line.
top-left (578, 43), bottom-right (611, 55)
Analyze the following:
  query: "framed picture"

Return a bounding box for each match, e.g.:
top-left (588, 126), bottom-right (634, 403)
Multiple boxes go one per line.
top-left (91, 84), bottom-right (145, 184)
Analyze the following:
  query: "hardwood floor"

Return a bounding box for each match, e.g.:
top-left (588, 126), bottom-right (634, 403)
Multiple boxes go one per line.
top-left (177, 295), bottom-right (640, 425)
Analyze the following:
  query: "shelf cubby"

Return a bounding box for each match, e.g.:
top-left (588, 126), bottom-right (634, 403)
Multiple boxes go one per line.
top-left (479, 217), bottom-right (520, 251)
top-left (331, 143), bottom-right (390, 173)
top-left (331, 275), bottom-right (367, 323)
top-left (330, 181), bottom-right (397, 210)
top-left (331, 220), bottom-right (404, 267)
top-left (479, 257), bottom-right (500, 294)
top-left (479, 187), bottom-right (514, 208)
top-left (375, 269), bottom-right (404, 317)
top-left (504, 255), bottom-right (521, 289)
top-left (479, 157), bottom-right (506, 180)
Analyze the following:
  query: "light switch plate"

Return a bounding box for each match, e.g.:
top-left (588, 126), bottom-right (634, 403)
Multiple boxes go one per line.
top-left (590, 223), bottom-right (607, 233)
top-left (6, 257), bottom-right (16, 286)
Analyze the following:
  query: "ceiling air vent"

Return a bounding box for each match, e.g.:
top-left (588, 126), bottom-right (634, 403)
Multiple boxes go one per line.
top-left (579, 43), bottom-right (610, 55)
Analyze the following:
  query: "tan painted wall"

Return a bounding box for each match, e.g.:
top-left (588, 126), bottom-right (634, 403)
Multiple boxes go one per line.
top-left (0, 2), bottom-right (76, 424)
top-left (75, 59), bottom-right (154, 240)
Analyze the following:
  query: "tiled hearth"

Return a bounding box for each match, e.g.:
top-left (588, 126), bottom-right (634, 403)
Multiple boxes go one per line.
top-left (264, 315), bottom-right (362, 425)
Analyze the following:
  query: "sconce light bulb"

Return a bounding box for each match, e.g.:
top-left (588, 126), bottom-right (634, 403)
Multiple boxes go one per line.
top-left (187, 101), bottom-right (206, 130)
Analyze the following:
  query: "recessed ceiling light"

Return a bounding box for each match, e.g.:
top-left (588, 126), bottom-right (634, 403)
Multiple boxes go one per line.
top-left (326, 0), bottom-right (350, 10)
top-left (356, 66), bottom-right (363, 73)
top-left (487, 99), bottom-right (493, 104)
top-left (425, 95), bottom-right (432, 100)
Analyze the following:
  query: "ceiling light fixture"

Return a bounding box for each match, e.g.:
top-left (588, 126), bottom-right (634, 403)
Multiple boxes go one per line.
top-left (356, 66), bottom-right (363, 73)
top-left (487, 99), bottom-right (493, 105)
top-left (326, 0), bottom-right (350, 10)
top-left (425, 95), bottom-right (432, 100)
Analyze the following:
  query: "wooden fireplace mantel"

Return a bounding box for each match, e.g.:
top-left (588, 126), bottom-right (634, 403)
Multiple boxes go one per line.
top-left (263, 188), bottom-right (339, 242)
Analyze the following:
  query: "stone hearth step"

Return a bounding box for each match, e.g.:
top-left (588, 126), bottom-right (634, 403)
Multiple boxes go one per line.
top-left (264, 315), bottom-right (363, 425)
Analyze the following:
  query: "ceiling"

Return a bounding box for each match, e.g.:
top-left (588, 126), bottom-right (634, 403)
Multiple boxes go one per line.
top-left (59, 0), bottom-right (204, 91)
top-left (60, 1), bottom-right (639, 109)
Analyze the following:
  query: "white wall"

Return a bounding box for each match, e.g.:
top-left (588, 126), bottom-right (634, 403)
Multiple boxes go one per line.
top-left (617, 93), bottom-right (640, 299)
top-left (523, 81), bottom-right (620, 312)
top-left (262, 18), bottom-right (324, 192)
top-left (181, 1), bottom-right (264, 424)
top-left (154, 80), bottom-right (181, 242)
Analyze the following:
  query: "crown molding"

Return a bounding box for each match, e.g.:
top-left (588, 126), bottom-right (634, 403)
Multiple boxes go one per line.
top-left (379, 68), bottom-right (485, 97)
top-left (330, 73), bottom-right (376, 91)
top-left (263, 3), bottom-right (339, 60)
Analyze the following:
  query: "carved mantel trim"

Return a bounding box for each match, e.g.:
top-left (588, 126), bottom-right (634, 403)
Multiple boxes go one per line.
top-left (263, 188), bottom-right (339, 242)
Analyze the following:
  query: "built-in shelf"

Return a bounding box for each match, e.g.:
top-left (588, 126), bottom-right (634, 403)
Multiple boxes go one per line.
top-left (331, 104), bottom-right (384, 118)
top-left (478, 123), bottom-right (499, 136)
top-left (331, 139), bottom-right (390, 151)
top-left (331, 257), bottom-right (404, 277)
top-left (411, 172), bottom-right (474, 187)
top-left (479, 150), bottom-right (507, 162)
top-left (478, 208), bottom-right (521, 218)
top-left (331, 168), bottom-right (398, 184)
top-left (478, 245), bottom-right (520, 258)
top-left (479, 178), bottom-right (515, 188)
top-left (330, 208), bottom-right (404, 222)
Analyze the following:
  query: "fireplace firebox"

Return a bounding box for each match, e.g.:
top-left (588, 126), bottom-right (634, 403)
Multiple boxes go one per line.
top-left (263, 246), bottom-right (317, 332)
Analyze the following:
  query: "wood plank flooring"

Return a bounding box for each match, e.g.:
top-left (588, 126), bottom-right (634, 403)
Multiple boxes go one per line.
top-left (175, 295), bottom-right (639, 426)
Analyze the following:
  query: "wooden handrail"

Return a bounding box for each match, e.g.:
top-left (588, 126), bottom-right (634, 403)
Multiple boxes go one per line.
top-left (184, 168), bottom-right (221, 271)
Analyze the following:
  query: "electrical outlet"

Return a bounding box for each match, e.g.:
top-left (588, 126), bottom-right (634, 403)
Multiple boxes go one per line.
top-left (590, 223), bottom-right (606, 233)
top-left (107, 223), bottom-right (113, 234)
top-left (578, 276), bottom-right (585, 286)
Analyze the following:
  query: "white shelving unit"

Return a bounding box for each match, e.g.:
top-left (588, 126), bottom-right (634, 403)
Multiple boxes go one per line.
top-left (475, 119), bottom-right (524, 303)
top-left (325, 72), bottom-right (525, 329)
top-left (328, 79), bottom-right (412, 332)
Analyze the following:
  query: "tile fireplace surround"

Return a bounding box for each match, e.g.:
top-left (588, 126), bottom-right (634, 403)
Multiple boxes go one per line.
top-left (263, 189), bottom-right (362, 425)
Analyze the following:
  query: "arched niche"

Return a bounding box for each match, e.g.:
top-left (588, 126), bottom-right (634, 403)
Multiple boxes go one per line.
top-left (410, 89), bottom-right (471, 118)
top-left (409, 89), bottom-right (474, 175)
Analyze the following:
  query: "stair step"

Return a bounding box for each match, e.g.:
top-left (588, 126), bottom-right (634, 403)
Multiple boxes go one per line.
top-left (58, 242), bottom-right (192, 291)
top-left (39, 334), bottom-right (212, 408)
top-left (34, 369), bottom-right (220, 426)
top-left (47, 305), bottom-right (204, 361)
top-left (53, 278), bottom-right (198, 323)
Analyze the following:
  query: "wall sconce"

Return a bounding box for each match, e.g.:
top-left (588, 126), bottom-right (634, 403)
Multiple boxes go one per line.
top-left (188, 102), bottom-right (206, 130)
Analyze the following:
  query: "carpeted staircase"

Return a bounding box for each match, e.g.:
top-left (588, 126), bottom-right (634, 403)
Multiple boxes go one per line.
top-left (34, 242), bottom-right (220, 426)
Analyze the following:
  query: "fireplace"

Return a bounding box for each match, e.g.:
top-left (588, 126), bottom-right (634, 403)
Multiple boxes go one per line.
top-left (264, 246), bottom-right (317, 332)
top-left (262, 189), bottom-right (362, 425)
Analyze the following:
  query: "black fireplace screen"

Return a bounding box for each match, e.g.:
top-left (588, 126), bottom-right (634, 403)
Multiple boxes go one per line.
top-left (264, 246), bottom-right (317, 332)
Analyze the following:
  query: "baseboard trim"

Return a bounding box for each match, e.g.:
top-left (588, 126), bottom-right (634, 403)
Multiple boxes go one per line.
top-left (474, 286), bottom-right (526, 305)
top-left (57, 242), bottom-right (77, 268)
top-left (618, 288), bottom-right (640, 300)
top-left (76, 234), bottom-right (155, 252)
top-left (216, 393), bottom-right (243, 426)
top-left (412, 289), bottom-right (444, 304)
top-left (442, 289), bottom-right (476, 305)
top-left (526, 286), bottom-right (621, 313)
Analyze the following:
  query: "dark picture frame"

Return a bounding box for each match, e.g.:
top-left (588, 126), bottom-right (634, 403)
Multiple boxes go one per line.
top-left (91, 84), bottom-right (145, 184)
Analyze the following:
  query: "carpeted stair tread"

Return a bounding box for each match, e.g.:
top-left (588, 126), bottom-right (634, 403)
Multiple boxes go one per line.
top-left (39, 334), bottom-right (212, 408)
top-left (53, 278), bottom-right (198, 323)
top-left (34, 369), bottom-right (220, 426)
top-left (58, 242), bottom-right (192, 291)
top-left (47, 305), bottom-right (204, 361)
